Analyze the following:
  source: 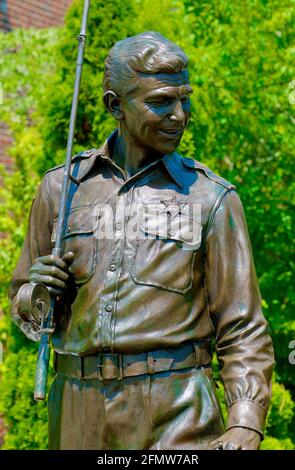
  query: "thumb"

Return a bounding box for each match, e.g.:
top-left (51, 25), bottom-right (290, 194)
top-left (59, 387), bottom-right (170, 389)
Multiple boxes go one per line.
top-left (63, 251), bottom-right (75, 266)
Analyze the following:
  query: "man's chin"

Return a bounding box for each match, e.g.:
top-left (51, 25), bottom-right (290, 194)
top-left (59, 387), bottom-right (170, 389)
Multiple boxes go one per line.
top-left (155, 140), bottom-right (181, 155)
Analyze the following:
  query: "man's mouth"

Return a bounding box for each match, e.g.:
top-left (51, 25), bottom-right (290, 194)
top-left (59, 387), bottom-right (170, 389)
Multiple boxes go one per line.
top-left (158, 128), bottom-right (183, 138)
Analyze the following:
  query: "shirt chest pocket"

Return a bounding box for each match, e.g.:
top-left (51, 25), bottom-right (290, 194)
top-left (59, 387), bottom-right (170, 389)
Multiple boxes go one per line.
top-left (51, 206), bottom-right (99, 285)
top-left (130, 204), bottom-right (202, 294)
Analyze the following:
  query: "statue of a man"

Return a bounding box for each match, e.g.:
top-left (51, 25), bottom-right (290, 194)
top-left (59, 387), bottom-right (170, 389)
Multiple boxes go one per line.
top-left (10, 31), bottom-right (274, 450)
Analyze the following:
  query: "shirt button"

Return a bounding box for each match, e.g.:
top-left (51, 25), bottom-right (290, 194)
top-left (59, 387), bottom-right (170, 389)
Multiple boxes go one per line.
top-left (105, 305), bottom-right (112, 312)
top-left (115, 223), bottom-right (122, 230)
top-left (109, 264), bottom-right (116, 271)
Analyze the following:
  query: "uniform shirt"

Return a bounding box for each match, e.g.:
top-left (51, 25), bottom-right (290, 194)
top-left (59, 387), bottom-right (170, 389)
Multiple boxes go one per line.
top-left (10, 130), bottom-right (274, 436)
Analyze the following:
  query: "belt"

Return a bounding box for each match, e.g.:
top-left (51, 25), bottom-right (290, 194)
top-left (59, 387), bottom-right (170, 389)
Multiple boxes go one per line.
top-left (54, 341), bottom-right (212, 381)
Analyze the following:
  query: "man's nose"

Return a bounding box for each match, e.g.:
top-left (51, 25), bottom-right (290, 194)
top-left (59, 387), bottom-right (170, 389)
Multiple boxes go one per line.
top-left (169, 100), bottom-right (185, 122)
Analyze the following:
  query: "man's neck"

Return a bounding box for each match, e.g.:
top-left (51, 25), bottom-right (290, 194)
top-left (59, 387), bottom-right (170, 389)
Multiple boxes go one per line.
top-left (112, 130), bottom-right (162, 177)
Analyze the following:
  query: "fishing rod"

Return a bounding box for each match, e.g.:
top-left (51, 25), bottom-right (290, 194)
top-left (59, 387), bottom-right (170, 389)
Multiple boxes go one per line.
top-left (16, 0), bottom-right (90, 401)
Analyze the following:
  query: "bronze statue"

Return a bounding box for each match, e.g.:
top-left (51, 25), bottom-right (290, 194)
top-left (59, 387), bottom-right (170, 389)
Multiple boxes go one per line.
top-left (10, 31), bottom-right (274, 450)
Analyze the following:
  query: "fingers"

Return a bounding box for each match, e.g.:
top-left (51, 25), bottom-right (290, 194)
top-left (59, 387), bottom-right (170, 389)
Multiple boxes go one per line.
top-left (34, 254), bottom-right (70, 271)
top-left (223, 441), bottom-right (241, 450)
top-left (210, 428), bottom-right (258, 451)
top-left (47, 286), bottom-right (64, 297)
top-left (29, 253), bottom-right (75, 295)
top-left (209, 439), bottom-right (224, 450)
top-left (210, 440), bottom-right (241, 450)
top-left (209, 435), bottom-right (241, 450)
top-left (30, 263), bottom-right (69, 282)
top-left (29, 272), bottom-right (67, 290)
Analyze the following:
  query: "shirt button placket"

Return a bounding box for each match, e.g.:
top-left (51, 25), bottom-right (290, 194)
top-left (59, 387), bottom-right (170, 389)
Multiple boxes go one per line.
top-left (100, 192), bottom-right (125, 349)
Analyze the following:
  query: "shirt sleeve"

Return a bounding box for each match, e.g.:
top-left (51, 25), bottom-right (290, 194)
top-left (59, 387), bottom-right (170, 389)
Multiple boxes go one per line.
top-left (205, 188), bottom-right (275, 438)
top-left (9, 175), bottom-right (54, 342)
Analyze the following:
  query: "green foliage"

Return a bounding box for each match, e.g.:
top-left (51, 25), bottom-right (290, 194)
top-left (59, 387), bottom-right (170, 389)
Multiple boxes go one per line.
top-left (0, 28), bottom-right (59, 449)
top-left (183, 0), bottom-right (295, 395)
top-left (265, 380), bottom-right (295, 440)
top-left (0, 0), bottom-right (294, 449)
top-left (0, 344), bottom-right (49, 449)
top-left (261, 437), bottom-right (294, 451)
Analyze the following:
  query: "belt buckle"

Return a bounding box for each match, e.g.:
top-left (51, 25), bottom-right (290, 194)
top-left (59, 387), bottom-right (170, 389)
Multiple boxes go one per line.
top-left (97, 352), bottom-right (123, 381)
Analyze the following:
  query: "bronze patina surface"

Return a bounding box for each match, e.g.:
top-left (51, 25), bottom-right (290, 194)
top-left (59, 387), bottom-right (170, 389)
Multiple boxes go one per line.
top-left (10, 31), bottom-right (274, 450)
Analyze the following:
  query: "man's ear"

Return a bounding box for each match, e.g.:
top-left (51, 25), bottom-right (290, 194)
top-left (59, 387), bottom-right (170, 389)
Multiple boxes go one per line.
top-left (103, 91), bottom-right (124, 120)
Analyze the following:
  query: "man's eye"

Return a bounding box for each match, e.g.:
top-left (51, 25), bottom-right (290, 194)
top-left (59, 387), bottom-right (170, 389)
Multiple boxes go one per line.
top-left (148, 99), bottom-right (170, 106)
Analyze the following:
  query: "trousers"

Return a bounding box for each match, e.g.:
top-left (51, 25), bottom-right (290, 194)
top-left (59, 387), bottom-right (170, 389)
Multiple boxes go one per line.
top-left (48, 365), bottom-right (224, 450)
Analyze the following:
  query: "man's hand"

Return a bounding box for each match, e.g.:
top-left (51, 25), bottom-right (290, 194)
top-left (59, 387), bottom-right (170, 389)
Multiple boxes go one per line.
top-left (209, 427), bottom-right (261, 450)
top-left (29, 252), bottom-right (74, 296)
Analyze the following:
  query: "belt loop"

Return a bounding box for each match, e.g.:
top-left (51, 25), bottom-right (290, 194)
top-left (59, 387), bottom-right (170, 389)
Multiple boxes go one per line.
top-left (147, 351), bottom-right (155, 374)
top-left (97, 353), bottom-right (103, 381)
top-left (80, 355), bottom-right (84, 379)
top-left (118, 353), bottom-right (123, 380)
top-left (193, 342), bottom-right (200, 367)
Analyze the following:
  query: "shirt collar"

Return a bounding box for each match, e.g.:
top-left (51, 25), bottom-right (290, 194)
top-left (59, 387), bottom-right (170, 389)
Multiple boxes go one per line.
top-left (75, 129), bottom-right (193, 190)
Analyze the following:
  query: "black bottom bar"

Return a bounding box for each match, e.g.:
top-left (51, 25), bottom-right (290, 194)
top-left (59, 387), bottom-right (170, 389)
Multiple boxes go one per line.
top-left (0, 450), bottom-right (293, 468)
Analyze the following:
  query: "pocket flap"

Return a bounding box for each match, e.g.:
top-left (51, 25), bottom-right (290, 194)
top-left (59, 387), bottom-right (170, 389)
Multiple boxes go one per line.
top-left (139, 203), bottom-right (202, 250)
top-left (51, 206), bottom-right (100, 242)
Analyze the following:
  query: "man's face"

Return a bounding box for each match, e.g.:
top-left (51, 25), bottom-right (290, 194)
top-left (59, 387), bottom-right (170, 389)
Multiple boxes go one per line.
top-left (120, 70), bottom-right (192, 155)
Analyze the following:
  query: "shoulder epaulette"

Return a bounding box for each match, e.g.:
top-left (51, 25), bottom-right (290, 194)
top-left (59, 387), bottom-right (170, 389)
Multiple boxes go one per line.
top-left (72, 148), bottom-right (97, 161)
top-left (182, 157), bottom-right (236, 190)
top-left (44, 148), bottom-right (98, 175)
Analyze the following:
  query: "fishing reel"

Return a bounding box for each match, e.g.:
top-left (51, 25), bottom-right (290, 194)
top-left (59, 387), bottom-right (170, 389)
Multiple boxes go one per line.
top-left (15, 283), bottom-right (51, 326)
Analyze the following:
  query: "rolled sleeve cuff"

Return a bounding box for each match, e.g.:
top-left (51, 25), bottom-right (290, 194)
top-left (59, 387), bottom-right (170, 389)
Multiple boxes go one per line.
top-left (226, 399), bottom-right (268, 439)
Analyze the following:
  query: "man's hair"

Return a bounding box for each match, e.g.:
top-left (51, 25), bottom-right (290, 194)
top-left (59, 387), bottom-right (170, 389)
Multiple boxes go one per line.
top-left (103, 31), bottom-right (188, 96)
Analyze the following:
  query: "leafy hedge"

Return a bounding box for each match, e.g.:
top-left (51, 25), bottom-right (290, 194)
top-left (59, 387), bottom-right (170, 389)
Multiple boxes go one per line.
top-left (0, 0), bottom-right (294, 449)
